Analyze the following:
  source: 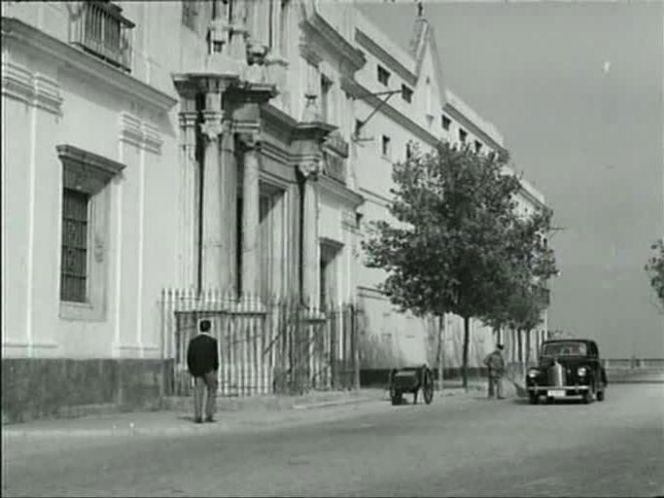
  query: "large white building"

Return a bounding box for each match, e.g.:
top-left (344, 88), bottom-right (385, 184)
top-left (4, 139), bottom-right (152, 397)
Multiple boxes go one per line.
top-left (1, 0), bottom-right (549, 420)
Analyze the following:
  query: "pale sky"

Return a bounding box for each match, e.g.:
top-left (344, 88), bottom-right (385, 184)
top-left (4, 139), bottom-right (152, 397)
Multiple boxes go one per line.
top-left (357, 0), bottom-right (664, 358)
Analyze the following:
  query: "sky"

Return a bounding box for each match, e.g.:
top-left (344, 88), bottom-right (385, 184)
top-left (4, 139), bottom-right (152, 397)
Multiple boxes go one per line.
top-left (357, 0), bottom-right (664, 359)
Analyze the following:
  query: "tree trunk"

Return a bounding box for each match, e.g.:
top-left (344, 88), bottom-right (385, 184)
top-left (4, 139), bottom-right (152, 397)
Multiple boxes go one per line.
top-left (517, 328), bottom-right (524, 379)
top-left (437, 315), bottom-right (445, 392)
top-left (525, 328), bottom-right (531, 368)
top-left (462, 315), bottom-right (470, 391)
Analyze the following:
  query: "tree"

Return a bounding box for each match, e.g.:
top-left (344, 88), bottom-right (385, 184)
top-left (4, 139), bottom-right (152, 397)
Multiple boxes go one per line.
top-left (645, 239), bottom-right (664, 309)
top-left (481, 205), bottom-right (558, 365)
top-left (363, 141), bottom-right (545, 389)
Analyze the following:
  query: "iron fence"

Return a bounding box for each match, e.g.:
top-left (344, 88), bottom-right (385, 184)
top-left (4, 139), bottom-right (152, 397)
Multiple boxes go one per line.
top-left (161, 289), bottom-right (361, 397)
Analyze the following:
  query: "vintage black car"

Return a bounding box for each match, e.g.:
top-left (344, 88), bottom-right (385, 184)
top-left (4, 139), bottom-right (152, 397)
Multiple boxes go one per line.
top-left (525, 339), bottom-right (607, 404)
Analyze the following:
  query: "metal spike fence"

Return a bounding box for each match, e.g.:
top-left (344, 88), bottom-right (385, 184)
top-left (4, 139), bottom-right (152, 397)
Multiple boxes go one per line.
top-left (161, 289), bottom-right (361, 397)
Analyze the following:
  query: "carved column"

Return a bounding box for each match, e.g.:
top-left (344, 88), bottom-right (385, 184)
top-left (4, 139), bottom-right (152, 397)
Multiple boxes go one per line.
top-left (178, 105), bottom-right (199, 288)
top-left (239, 132), bottom-right (261, 296)
top-left (299, 159), bottom-right (321, 306)
top-left (200, 91), bottom-right (225, 289)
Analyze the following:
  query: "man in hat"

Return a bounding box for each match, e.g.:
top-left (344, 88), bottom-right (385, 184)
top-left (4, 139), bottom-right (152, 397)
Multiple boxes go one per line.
top-left (483, 344), bottom-right (506, 399)
top-left (186, 319), bottom-right (219, 423)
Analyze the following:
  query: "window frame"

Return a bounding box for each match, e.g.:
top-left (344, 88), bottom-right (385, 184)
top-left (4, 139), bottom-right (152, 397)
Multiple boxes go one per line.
top-left (377, 65), bottom-right (390, 86)
top-left (401, 84), bottom-right (413, 103)
top-left (442, 114), bottom-right (451, 131)
top-left (381, 135), bottom-right (391, 159)
top-left (57, 145), bottom-right (125, 321)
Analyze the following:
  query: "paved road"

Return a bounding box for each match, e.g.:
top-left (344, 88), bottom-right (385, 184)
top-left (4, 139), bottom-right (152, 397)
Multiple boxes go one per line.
top-left (2, 384), bottom-right (663, 497)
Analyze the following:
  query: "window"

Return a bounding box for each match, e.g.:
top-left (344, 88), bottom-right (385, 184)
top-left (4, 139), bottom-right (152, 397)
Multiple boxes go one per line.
top-left (442, 114), bottom-right (451, 131)
top-left (474, 140), bottom-right (482, 153)
top-left (61, 189), bottom-right (90, 302)
top-left (57, 145), bottom-right (125, 320)
top-left (377, 65), bottom-right (390, 86)
top-left (381, 135), bottom-right (391, 158)
top-left (182, 0), bottom-right (199, 30)
top-left (71, 1), bottom-right (134, 72)
top-left (459, 128), bottom-right (467, 144)
top-left (354, 120), bottom-right (363, 136)
top-left (401, 84), bottom-right (413, 103)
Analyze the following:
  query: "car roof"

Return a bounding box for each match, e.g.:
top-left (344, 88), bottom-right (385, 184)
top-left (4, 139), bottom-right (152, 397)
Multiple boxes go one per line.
top-left (543, 339), bottom-right (594, 344)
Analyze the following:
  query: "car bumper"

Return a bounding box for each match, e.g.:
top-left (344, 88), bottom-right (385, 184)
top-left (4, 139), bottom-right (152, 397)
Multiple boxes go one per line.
top-left (527, 385), bottom-right (590, 397)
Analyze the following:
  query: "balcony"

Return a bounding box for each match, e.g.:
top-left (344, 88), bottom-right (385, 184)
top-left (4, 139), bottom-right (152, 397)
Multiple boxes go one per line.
top-left (70, 1), bottom-right (134, 72)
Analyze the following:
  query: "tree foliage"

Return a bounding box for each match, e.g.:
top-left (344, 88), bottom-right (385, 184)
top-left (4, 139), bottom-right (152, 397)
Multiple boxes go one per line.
top-left (645, 239), bottom-right (664, 308)
top-left (363, 142), bottom-right (557, 388)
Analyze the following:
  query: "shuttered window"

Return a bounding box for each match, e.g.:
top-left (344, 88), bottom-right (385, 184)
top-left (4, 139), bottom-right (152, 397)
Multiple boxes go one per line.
top-left (60, 188), bottom-right (90, 302)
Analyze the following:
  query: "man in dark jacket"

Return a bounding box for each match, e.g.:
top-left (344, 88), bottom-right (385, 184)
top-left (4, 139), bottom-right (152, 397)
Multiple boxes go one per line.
top-left (483, 344), bottom-right (506, 399)
top-left (186, 319), bottom-right (219, 423)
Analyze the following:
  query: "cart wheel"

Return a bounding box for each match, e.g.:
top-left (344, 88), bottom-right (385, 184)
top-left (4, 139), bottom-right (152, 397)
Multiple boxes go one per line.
top-left (423, 369), bottom-right (434, 405)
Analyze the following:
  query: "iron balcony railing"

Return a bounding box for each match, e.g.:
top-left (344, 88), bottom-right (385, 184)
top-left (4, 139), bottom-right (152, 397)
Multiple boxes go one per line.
top-left (70, 1), bottom-right (135, 72)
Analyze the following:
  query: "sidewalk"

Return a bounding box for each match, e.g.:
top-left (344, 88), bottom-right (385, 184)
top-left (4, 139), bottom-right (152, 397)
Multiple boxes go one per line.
top-left (2, 381), bottom-right (490, 440)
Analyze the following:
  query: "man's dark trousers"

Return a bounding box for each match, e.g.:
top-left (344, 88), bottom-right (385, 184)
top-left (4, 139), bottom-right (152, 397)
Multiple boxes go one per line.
top-left (194, 371), bottom-right (218, 421)
top-left (187, 332), bottom-right (219, 421)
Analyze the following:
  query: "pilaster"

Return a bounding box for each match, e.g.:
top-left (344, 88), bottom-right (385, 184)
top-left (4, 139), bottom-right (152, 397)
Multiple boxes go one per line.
top-left (238, 131), bottom-right (261, 297)
top-left (298, 158), bottom-right (323, 307)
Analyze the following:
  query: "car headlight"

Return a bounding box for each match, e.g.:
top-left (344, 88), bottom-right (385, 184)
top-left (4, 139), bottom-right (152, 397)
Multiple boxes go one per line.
top-left (527, 368), bottom-right (539, 378)
top-left (577, 367), bottom-right (587, 377)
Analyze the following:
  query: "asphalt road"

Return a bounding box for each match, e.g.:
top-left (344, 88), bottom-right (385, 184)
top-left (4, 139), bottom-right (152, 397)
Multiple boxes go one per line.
top-left (2, 383), bottom-right (663, 497)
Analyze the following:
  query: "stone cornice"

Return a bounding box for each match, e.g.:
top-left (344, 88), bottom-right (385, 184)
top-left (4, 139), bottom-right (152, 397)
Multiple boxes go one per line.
top-left (356, 29), bottom-right (416, 86)
top-left (2, 17), bottom-right (177, 112)
top-left (443, 102), bottom-right (505, 152)
top-left (1, 60), bottom-right (63, 115)
top-left (119, 112), bottom-right (164, 154)
top-left (56, 144), bottom-right (126, 178)
top-left (302, 12), bottom-right (366, 73)
top-left (342, 77), bottom-right (441, 148)
top-left (318, 175), bottom-right (364, 208)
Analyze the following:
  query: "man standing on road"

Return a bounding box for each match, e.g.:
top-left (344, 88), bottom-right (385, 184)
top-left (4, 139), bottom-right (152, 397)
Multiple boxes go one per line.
top-left (187, 319), bottom-right (219, 423)
top-left (483, 344), bottom-right (506, 399)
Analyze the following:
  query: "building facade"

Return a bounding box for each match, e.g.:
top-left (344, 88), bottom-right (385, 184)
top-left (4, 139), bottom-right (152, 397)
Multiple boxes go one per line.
top-left (1, 0), bottom-right (549, 420)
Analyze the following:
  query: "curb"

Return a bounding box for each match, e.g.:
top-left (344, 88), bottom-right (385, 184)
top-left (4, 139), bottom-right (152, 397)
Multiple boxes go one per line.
top-left (292, 395), bottom-right (377, 410)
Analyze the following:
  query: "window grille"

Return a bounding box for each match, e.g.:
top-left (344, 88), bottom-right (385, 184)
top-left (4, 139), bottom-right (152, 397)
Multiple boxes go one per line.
top-left (70, 1), bottom-right (134, 72)
top-left (61, 188), bottom-right (90, 302)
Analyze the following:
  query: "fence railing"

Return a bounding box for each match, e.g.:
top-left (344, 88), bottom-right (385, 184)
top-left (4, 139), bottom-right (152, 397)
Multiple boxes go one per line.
top-left (70, 1), bottom-right (134, 72)
top-left (602, 358), bottom-right (664, 369)
top-left (161, 289), bottom-right (361, 397)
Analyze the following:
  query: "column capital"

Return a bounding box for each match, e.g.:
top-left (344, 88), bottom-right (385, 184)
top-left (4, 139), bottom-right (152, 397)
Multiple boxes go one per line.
top-left (201, 111), bottom-right (224, 141)
top-left (237, 131), bottom-right (261, 150)
top-left (298, 159), bottom-right (322, 181)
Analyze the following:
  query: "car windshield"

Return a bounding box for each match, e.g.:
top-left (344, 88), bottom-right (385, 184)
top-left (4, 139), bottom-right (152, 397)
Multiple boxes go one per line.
top-left (542, 341), bottom-right (587, 357)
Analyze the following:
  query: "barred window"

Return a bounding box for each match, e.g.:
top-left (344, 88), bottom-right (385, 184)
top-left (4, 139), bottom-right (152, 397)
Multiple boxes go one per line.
top-left (61, 189), bottom-right (90, 302)
top-left (57, 144), bottom-right (125, 320)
